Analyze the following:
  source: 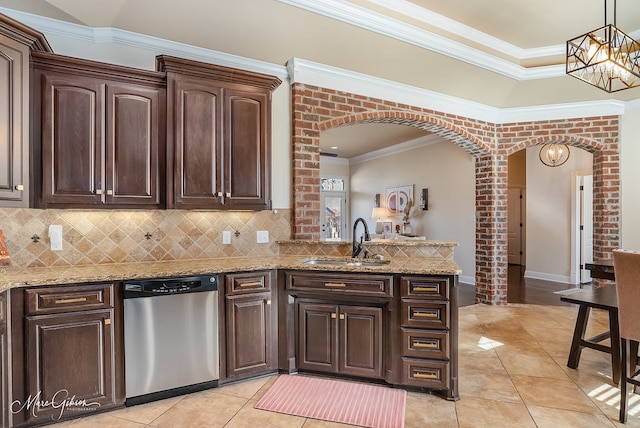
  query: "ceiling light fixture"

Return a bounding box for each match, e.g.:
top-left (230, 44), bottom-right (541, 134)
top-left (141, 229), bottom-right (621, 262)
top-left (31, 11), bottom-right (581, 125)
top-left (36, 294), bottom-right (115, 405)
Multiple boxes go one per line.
top-left (539, 143), bottom-right (570, 167)
top-left (566, 0), bottom-right (640, 92)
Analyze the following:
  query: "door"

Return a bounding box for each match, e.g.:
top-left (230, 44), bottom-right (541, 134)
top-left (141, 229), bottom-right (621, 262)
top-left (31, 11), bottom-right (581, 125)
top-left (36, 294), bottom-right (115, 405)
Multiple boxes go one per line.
top-left (339, 305), bottom-right (383, 379)
top-left (24, 309), bottom-right (116, 422)
top-left (224, 88), bottom-right (270, 210)
top-left (580, 175), bottom-right (594, 283)
top-left (297, 302), bottom-right (338, 373)
top-left (226, 292), bottom-right (275, 378)
top-left (507, 187), bottom-right (524, 265)
top-left (105, 84), bottom-right (163, 207)
top-left (41, 73), bottom-right (104, 205)
top-left (321, 191), bottom-right (346, 241)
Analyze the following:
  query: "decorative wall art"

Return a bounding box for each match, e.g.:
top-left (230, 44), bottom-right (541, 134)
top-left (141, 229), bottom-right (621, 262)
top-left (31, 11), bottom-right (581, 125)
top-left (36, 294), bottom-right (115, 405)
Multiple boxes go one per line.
top-left (384, 185), bottom-right (413, 216)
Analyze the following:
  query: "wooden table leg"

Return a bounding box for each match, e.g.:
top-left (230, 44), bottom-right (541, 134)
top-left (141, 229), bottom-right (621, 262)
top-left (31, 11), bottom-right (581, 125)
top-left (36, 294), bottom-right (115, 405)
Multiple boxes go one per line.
top-left (609, 308), bottom-right (621, 385)
top-left (568, 304), bottom-right (590, 369)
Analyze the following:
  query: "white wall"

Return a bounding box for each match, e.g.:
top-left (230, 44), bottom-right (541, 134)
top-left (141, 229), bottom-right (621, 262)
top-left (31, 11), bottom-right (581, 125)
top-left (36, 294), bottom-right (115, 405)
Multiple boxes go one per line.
top-left (621, 103), bottom-right (640, 251)
top-left (349, 140), bottom-right (476, 283)
top-left (525, 146), bottom-right (592, 282)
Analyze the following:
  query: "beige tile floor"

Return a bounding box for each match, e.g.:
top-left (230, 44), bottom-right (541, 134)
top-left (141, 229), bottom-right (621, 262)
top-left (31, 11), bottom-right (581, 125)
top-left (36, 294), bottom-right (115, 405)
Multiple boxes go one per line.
top-left (49, 303), bottom-right (640, 427)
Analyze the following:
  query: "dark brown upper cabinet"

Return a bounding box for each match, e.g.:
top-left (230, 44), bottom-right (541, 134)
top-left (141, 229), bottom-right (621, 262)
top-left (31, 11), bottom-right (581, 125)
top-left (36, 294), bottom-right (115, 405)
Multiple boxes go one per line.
top-left (158, 56), bottom-right (281, 210)
top-left (31, 52), bottom-right (166, 209)
top-left (0, 13), bottom-right (51, 207)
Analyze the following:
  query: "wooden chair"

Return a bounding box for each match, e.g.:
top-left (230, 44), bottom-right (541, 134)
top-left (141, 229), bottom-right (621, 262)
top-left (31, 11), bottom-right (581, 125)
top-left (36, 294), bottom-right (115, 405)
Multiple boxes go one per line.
top-left (613, 249), bottom-right (640, 423)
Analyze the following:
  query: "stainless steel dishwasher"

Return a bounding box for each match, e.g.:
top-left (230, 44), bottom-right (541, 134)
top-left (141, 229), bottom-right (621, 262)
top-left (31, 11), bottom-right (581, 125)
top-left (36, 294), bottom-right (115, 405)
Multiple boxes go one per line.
top-left (123, 275), bottom-right (219, 406)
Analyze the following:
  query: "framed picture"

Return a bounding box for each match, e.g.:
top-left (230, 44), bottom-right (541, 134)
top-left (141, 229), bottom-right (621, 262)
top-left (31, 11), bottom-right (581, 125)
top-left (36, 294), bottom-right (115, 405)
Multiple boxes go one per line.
top-left (384, 185), bottom-right (413, 215)
top-left (382, 222), bottom-right (393, 233)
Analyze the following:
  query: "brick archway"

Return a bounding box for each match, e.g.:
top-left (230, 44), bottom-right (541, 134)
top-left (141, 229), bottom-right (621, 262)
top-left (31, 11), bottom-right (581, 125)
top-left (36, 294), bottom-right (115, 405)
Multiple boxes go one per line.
top-left (292, 83), bottom-right (620, 304)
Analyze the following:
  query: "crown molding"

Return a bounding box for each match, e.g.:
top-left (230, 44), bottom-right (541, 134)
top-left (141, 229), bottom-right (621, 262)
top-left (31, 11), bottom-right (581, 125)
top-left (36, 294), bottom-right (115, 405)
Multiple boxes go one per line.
top-left (277, 0), bottom-right (560, 81)
top-left (288, 57), bottom-right (626, 123)
top-left (350, 134), bottom-right (444, 165)
top-left (0, 7), bottom-right (289, 80)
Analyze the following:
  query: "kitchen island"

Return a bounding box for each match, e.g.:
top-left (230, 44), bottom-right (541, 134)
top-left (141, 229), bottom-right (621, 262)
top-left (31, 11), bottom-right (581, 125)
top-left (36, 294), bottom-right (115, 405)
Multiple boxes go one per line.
top-left (0, 240), bottom-right (461, 427)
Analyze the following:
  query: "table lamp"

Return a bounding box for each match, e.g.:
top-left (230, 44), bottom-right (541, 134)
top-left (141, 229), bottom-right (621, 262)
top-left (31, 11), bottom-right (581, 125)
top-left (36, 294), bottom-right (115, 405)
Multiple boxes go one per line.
top-left (371, 207), bottom-right (387, 234)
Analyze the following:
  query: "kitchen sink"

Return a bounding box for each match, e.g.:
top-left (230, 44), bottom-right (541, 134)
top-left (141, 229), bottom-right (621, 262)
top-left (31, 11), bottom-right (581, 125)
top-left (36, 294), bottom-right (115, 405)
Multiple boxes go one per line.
top-left (300, 258), bottom-right (390, 267)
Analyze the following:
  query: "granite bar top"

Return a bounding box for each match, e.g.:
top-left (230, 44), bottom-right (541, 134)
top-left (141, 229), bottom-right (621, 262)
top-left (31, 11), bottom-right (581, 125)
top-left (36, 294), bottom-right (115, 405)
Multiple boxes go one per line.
top-left (279, 239), bottom-right (459, 247)
top-left (0, 255), bottom-right (461, 291)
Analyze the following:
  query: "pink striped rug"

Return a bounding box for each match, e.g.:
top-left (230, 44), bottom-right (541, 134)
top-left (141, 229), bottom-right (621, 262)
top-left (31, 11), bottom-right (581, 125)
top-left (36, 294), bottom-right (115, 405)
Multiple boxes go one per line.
top-left (255, 375), bottom-right (406, 428)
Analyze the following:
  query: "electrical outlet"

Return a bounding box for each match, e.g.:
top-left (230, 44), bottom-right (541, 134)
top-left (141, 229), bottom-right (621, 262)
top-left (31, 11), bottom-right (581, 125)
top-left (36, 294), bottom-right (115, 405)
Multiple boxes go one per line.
top-left (257, 230), bottom-right (269, 243)
top-left (49, 225), bottom-right (63, 251)
top-left (222, 231), bottom-right (231, 245)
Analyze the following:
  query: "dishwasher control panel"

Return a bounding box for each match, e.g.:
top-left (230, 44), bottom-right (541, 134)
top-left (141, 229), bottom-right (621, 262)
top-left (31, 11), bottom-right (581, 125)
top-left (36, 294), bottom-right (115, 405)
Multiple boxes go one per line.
top-left (123, 275), bottom-right (217, 298)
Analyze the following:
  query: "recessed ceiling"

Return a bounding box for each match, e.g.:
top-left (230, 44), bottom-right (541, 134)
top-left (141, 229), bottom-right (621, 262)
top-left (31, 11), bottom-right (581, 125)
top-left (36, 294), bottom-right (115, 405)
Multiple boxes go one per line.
top-left (2, 0), bottom-right (639, 156)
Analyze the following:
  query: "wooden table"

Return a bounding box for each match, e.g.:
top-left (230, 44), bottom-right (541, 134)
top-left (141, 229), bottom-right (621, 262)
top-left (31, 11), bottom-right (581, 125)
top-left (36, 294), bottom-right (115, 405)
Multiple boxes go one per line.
top-left (585, 259), bottom-right (615, 280)
top-left (560, 285), bottom-right (621, 384)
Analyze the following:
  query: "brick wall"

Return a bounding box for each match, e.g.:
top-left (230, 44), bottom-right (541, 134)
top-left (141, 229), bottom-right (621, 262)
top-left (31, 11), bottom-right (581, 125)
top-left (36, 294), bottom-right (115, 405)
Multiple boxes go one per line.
top-left (292, 83), bottom-right (620, 304)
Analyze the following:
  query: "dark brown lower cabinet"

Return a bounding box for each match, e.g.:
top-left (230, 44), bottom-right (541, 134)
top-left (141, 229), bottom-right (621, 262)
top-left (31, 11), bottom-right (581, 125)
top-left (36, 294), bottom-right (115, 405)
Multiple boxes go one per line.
top-left (24, 309), bottom-right (116, 421)
top-left (0, 292), bottom-right (9, 428)
top-left (297, 302), bottom-right (383, 379)
top-left (224, 271), bottom-right (277, 380)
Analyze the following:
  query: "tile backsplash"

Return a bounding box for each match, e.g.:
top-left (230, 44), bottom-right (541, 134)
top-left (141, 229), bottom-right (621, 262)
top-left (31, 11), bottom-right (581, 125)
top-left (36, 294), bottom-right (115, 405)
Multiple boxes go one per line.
top-left (0, 208), bottom-right (292, 268)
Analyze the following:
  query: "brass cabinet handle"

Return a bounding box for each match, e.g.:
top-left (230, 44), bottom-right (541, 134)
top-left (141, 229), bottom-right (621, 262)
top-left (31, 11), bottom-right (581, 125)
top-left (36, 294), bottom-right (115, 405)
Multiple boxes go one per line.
top-left (413, 372), bottom-right (438, 380)
top-left (104, 318), bottom-right (111, 325)
top-left (225, 192), bottom-right (231, 197)
top-left (217, 192), bottom-right (223, 197)
top-left (239, 281), bottom-right (262, 287)
top-left (266, 299), bottom-right (271, 305)
top-left (339, 314), bottom-right (345, 320)
top-left (331, 313), bottom-right (337, 319)
top-left (414, 286), bottom-right (438, 293)
top-left (54, 297), bottom-right (87, 304)
top-left (413, 341), bottom-right (438, 349)
top-left (95, 189), bottom-right (103, 195)
top-left (15, 184), bottom-right (24, 191)
top-left (325, 282), bottom-right (346, 287)
top-left (413, 311), bottom-right (438, 318)
top-left (106, 189), bottom-right (113, 195)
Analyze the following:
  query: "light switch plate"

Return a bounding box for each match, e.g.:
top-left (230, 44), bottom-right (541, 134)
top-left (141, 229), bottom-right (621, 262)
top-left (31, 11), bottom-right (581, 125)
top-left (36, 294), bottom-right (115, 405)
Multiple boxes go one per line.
top-left (257, 230), bottom-right (269, 243)
top-left (222, 231), bottom-right (231, 245)
top-left (48, 225), bottom-right (63, 251)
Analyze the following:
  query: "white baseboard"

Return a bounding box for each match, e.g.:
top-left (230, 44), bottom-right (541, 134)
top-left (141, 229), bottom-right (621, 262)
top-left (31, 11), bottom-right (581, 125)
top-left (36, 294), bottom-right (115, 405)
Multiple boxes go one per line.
top-left (458, 275), bottom-right (475, 286)
top-left (524, 270), bottom-right (571, 284)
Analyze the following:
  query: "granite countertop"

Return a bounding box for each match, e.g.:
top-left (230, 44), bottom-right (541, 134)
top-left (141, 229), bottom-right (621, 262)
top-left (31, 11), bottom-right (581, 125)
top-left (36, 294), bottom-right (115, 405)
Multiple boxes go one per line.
top-left (279, 239), bottom-right (459, 247)
top-left (0, 255), bottom-right (461, 291)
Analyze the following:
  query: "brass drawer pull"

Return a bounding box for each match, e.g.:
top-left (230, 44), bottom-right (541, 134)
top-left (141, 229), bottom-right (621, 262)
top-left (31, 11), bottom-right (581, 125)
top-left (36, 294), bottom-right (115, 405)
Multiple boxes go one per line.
top-left (414, 341), bottom-right (438, 349)
top-left (414, 286), bottom-right (438, 293)
top-left (414, 372), bottom-right (438, 380)
top-left (104, 318), bottom-right (111, 325)
top-left (15, 184), bottom-right (24, 191)
top-left (331, 313), bottom-right (337, 319)
top-left (325, 282), bottom-right (346, 287)
top-left (54, 297), bottom-right (87, 304)
top-left (414, 311), bottom-right (438, 318)
top-left (106, 189), bottom-right (113, 195)
top-left (266, 300), bottom-right (271, 305)
top-left (339, 314), bottom-right (345, 320)
top-left (239, 281), bottom-right (262, 287)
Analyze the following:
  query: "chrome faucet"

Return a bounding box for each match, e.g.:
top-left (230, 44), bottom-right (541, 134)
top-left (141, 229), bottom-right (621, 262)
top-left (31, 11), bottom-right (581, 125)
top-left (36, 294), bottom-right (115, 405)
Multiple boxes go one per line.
top-left (352, 217), bottom-right (371, 258)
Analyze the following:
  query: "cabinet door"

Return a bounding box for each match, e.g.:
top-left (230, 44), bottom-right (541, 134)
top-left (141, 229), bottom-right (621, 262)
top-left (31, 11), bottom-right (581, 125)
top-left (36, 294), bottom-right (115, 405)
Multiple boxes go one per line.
top-left (41, 73), bottom-right (104, 205)
top-left (24, 309), bottom-right (116, 422)
top-left (0, 292), bottom-right (8, 428)
top-left (171, 77), bottom-right (223, 208)
top-left (106, 84), bottom-right (163, 207)
top-left (297, 302), bottom-right (338, 373)
top-left (225, 291), bottom-right (275, 378)
top-left (339, 305), bottom-right (383, 379)
top-left (0, 37), bottom-right (29, 206)
top-left (223, 88), bottom-right (270, 210)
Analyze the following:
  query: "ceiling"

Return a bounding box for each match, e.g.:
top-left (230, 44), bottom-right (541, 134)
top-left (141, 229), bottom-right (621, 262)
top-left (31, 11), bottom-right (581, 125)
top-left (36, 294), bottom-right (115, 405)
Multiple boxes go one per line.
top-left (2, 0), bottom-right (640, 158)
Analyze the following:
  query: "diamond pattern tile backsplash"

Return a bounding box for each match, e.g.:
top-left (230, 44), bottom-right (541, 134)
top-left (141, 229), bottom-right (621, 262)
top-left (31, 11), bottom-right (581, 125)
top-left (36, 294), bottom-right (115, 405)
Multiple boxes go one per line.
top-left (0, 208), bottom-right (292, 268)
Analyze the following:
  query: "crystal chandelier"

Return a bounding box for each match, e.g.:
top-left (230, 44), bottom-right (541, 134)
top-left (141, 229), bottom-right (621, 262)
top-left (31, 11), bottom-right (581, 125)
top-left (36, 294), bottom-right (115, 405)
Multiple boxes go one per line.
top-left (539, 143), bottom-right (570, 167)
top-left (566, 0), bottom-right (640, 92)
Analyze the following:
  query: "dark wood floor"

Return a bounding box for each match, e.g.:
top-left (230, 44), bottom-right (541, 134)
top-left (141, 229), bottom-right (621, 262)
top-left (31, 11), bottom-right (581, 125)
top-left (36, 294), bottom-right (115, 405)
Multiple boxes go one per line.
top-left (458, 264), bottom-right (579, 307)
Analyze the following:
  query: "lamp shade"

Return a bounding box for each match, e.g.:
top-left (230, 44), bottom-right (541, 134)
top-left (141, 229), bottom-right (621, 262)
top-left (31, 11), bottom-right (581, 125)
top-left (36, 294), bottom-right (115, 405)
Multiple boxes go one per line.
top-left (371, 207), bottom-right (387, 219)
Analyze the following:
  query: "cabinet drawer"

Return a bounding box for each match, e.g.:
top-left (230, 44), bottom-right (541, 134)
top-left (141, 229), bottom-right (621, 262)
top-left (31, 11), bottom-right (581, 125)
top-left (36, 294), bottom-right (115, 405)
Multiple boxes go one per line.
top-left (226, 271), bottom-right (271, 295)
top-left (402, 328), bottom-right (448, 360)
top-left (401, 276), bottom-right (449, 300)
top-left (402, 358), bottom-right (449, 389)
top-left (401, 301), bottom-right (449, 329)
top-left (25, 283), bottom-right (113, 315)
top-left (286, 272), bottom-right (393, 297)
